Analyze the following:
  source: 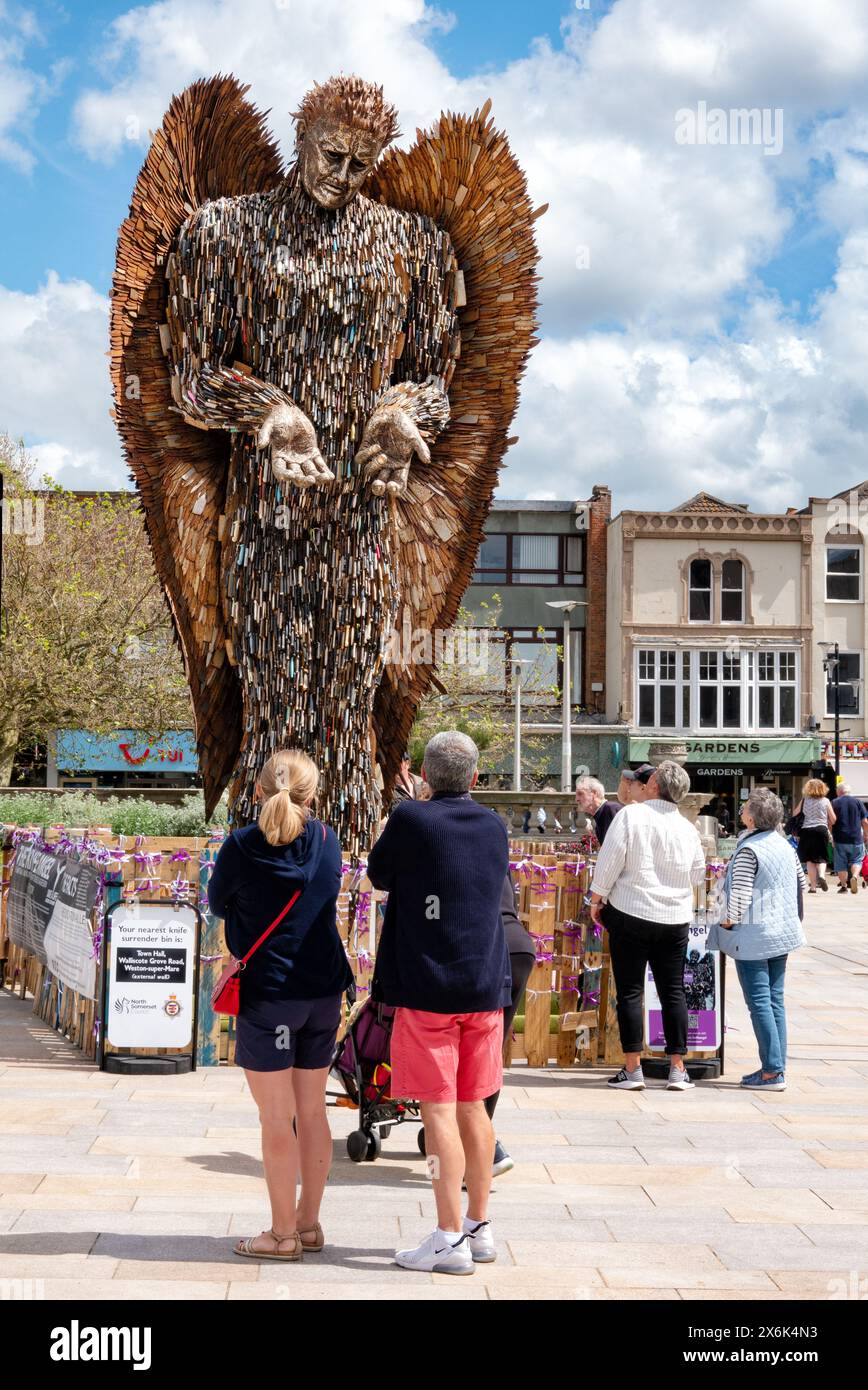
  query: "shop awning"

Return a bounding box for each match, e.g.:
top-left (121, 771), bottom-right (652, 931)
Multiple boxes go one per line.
top-left (628, 736), bottom-right (820, 767)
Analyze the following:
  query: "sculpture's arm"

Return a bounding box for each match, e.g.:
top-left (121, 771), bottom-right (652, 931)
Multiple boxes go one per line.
top-left (165, 201), bottom-right (333, 487)
top-left (356, 218), bottom-right (461, 497)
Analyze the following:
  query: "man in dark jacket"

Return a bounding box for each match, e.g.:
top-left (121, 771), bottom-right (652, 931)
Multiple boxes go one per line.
top-left (368, 730), bottom-right (510, 1276)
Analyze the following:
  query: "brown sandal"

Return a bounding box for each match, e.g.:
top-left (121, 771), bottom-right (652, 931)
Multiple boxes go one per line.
top-left (298, 1222), bottom-right (324, 1252)
top-left (234, 1228), bottom-right (303, 1261)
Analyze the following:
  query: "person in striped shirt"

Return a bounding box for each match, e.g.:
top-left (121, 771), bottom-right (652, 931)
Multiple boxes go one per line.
top-left (709, 787), bottom-right (806, 1092)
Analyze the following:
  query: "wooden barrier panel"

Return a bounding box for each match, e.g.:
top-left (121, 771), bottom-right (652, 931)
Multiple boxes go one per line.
top-left (1, 826), bottom-right (726, 1072)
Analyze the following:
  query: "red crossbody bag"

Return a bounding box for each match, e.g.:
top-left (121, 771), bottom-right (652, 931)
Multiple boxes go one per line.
top-left (211, 825), bottom-right (325, 1017)
top-left (211, 889), bottom-right (302, 1017)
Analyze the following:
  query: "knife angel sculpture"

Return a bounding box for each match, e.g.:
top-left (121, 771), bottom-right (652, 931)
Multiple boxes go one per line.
top-left (111, 74), bottom-right (541, 854)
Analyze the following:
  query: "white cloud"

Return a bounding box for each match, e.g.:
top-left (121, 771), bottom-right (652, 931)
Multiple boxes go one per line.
top-left (6, 0), bottom-right (868, 510)
top-left (508, 232), bottom-right (868, 512)
top-left (0, 272), bottom-right (122, 489)
top-left (0, 3), bottom-right (47, 172)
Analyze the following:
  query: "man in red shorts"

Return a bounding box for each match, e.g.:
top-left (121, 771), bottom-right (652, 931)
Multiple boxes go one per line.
top-left (368, 730), bottom-right (511, 1274)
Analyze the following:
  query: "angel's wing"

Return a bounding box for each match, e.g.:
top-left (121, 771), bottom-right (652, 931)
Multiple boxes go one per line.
top-left (110, 76), bottom-right (284, 814)
top-left (365, 103), bottom-right (543, 795)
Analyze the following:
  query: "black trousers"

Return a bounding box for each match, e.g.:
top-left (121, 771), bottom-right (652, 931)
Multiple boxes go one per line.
top-left (485, 951), bottom-right (536, 1120)
top-left (604, 904), bottom-right (689, 1056)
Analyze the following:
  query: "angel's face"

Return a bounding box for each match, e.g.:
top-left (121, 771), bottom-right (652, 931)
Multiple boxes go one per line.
top-left (298, 118), bottom-right (382, 209)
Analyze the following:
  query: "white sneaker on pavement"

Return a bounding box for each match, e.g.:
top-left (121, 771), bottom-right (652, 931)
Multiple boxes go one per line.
top-left (395, 1229), bottom-right (474, 1275)
top-left (666, 1066), bottom-right (695, 1091)
top-left (463, 1216), bottom-right (496, 1263)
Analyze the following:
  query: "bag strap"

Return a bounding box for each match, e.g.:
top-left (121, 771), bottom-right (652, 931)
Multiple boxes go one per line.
top-left (239, 888), bottom-right (302, 967)
top-left (238, 821), bottom-right (327, 968)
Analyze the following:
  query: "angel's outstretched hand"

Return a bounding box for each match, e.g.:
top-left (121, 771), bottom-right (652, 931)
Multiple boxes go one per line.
top-left (355, 404), bottom-right (430, 498)
top-left (258, 402), bottom-right (334, 488)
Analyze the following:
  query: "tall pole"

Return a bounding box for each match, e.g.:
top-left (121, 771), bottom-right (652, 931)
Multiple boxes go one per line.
top-left (834, 641), bottom-right (841, 780)
top-left (561, 609), bottom-right (572, 793)
top-left (513, 660), bottom-right (523, 792)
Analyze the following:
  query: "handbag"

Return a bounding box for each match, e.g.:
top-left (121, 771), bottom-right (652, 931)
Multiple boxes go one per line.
top-left (784, 810), bottom-right (804, 837)
top-left (211, 887), bottom-right (303, 1017)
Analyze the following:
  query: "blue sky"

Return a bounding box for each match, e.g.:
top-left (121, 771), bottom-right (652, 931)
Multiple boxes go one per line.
top-left (2, 0), bottom-right (868, 510)
top-left (6, 0), bottom-right (599, 294)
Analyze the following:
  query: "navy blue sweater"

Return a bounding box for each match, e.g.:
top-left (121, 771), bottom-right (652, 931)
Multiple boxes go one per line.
top-left (207, 819), bottom-right (353, 1002)
top-left (368, 793), bottom-right (511, 1013)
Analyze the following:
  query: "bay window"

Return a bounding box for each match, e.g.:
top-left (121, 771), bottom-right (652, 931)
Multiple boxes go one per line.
top-left (636, 647), bottom-right (799, 732)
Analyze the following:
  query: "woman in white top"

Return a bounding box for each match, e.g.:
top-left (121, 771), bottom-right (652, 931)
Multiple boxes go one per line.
top-left (793, 778), bottom-right (836, 893)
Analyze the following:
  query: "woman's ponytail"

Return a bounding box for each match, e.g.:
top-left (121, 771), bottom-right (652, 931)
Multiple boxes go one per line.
top-left (257, 749), bottom-right (319, 847)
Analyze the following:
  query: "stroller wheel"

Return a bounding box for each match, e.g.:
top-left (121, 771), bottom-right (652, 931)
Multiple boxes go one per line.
top-left (417, 1127), bottom-right (426, 1157)
top-left (346, 1130), bottom-right (369, 1163)
top-left (364, 1130), bottom-right (382, 1161)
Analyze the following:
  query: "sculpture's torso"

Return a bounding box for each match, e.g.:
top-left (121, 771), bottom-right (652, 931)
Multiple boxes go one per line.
top-left (210, 180), bottom-right (444, 852)
top-left (229, 180), bottom-right (414, 478)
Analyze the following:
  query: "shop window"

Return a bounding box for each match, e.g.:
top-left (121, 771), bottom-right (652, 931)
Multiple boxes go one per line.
top-left (826, 546), bottom-right (862, 602)
top-left (635, 646), bottom-right (798, 732)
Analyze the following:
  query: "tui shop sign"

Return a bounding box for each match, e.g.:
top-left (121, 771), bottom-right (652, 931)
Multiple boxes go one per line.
top-left (629, 736), bottom-right (820, 767)
top-left (56, 729), bottom-right (198, 774)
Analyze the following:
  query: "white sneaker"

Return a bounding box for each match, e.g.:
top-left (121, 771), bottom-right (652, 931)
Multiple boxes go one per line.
top-left (667, 1066), bottom-right (695, 1091)
top-left (463, 1216), bottom-right (496, 1263)
top-left (395, 1229), bottom-right (474, 1275)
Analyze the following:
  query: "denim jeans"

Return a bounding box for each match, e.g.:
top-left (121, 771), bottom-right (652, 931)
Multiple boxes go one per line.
top-left (735, 955), bottom-right (788, 1075)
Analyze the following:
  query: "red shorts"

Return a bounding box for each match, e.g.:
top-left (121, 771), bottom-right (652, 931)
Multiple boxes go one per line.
top-left (390, 1007), bottom-right (504, 1103)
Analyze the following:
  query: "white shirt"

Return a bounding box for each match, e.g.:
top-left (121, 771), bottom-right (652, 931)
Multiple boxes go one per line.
top-left (590, 799), bottom-right (706, 924)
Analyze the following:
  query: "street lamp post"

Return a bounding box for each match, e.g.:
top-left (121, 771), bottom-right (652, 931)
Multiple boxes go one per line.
top-left (546, 599), bottom-right (587, 793)
top-left (819, 641), bottom-right (842, 780)
top-left (512, 657), bottom-right (532, 792)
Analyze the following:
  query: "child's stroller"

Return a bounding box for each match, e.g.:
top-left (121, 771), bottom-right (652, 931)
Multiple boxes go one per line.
top-left (328, 985), bottom-right (423, 1162)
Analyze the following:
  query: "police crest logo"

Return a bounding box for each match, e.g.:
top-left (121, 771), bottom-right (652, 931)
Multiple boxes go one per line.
top-left (163, 994), bottom-right (182, 1018)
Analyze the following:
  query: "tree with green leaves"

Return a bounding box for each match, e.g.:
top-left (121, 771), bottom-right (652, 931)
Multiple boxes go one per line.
top-left (408, 596), bottom-right (559, 783)
top-left (0, 435), bottom-right (192, 784)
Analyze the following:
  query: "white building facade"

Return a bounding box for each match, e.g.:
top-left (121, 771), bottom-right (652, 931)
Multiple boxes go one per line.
top-left (606, 492), bottom-right (820, 818)
top-left (804, 482), bottom-right (868, 794)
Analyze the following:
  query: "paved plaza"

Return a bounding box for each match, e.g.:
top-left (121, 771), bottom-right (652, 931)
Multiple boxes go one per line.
top-left (1, 891), bottom-right (866, 1302)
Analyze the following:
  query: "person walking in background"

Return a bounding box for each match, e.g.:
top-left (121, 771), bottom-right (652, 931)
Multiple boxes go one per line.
top-left (708, 788), bottom-right (806, 1092)
top-left (588, 761), bottom-right (706, 1093)
top-left (485, 870), bottom-right (536, 1177)
top-left (830, 783), bottom-right (868, 895)
top-left (793, 778), bottom-right (836, 893)
top-left (208, 750), bottom-right (352, 1263)
top-left (368, 731), bottom-right (511, 1275)
top-left (575, 775), bottom-right (621, 847)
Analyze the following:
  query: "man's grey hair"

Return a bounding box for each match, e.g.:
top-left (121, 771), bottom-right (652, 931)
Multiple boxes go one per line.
top-left (423, 730), bottom-right (479, 793)
top-left (838, 782), bottom-right (851, 795)
top-left (651, 760), bottom-right (691, 804)
top-left (745, 786), bottom-right (784, 831)
top-left (575, 775), bottom-right (605, 801)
